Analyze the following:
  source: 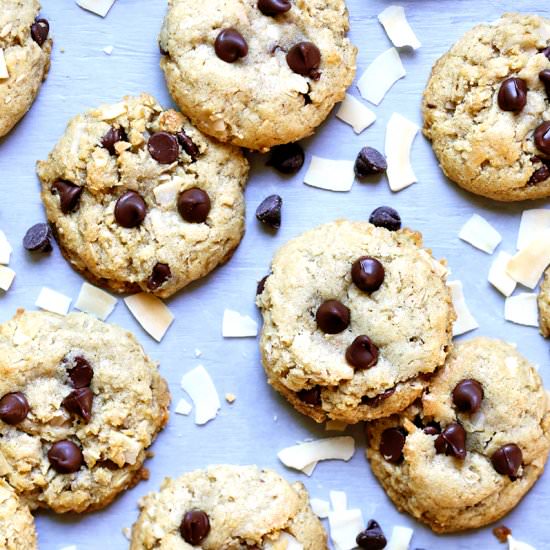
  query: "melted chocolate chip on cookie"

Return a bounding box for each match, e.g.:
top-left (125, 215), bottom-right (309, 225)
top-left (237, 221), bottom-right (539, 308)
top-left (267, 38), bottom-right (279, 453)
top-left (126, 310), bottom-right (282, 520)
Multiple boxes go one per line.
top-left (0, 392), bottom-right (30, 425)
top-left (215, 29), bottom-right (248, 63)
top-left (180, 510), bottom-right (211, 545)
top-left (51, 181), bottom-right (83, 214)
top-left (115, 191), bottom-right (147, 228)
top-left (346, 335), bottom-right (379, 370)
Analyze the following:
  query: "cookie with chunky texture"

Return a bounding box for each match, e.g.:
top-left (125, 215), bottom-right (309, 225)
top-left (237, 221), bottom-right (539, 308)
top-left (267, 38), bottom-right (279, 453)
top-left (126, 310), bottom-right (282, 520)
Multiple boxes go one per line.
top-left (423, 13), bottom-right (550, 201)
top-left (0, 479), bottom-right (36, 550)
top-left (539, 267), bottom-right (550, 337)
top-left (257, 220), bottom-right (455, 424)
top-left (0, 0), bottom-right (51, 138)
top-left (0, 310), bottom-right (170, 513)
top-left (36, 94), bottom-right (248, 298)
top-left (366, 338), bottom-right (550, 533)
top-left (130, 464), bottom-right (327, 549)
top-left (159, 0), bottom-right (357, 151)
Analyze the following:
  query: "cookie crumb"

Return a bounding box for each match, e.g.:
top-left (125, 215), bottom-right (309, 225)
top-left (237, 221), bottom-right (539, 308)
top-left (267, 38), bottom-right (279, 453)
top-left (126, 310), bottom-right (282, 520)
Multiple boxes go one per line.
top-left (225, 393), bottom-right (236, 404)
top-left (493, 525), bottom-right (512, 543)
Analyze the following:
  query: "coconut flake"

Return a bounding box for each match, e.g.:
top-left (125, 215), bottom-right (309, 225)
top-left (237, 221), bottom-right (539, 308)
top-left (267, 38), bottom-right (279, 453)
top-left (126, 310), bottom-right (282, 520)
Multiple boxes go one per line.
top-left (74, 282), bottom-right (117, 320)
top-left (378, 6), bottom-right (421, 50)
top-left (504, 293), bottom-right (539, 327)
top-left (35, 287), bottom-right (71, 315)
top-left (174, 398), bottom-right (192, 416)
top-left (336, 94), bottom-right (376, 134)
top-left (357, 48), bottom-right (406, 106)
top-left (0, 49), bottom-right (8, 79)
top-left (310, 498), bottom-right (331, 518)
top-left (153, 179), bottom-right (182, 207)
top-left (448, 280), bottom-right (479, 336)
top-left (264, 533), bottom-right (303, 550)
top-left (508, 535), bottom-right (536, 550)
top-left (517, 209), bottom-right (550, 250)
top-left (488, 252), bottom-right (517, 297)
top-left (124, 293), bottom-right (174, 342)
top-left (301, 462), bottom-right (317, 476)
top-left (329, 490), bottom-right (347, 512)
top-left (459, 214), bottom-right (501, 254)
top-left (0, 266), bottom-right (15, 291)
top-left (0, 231), bottom-right (12, 265)
top-left (180, 365), bottom-right (220, 425)
top-left (387, 525), bottom-right (414, 550)
top-left (328, 509), bottom-right (365, 550)
top-left (385, 113), bottom-right (419, 192)
top-left (95, 102), bottom-right (126, 121)
top-left (304, 156), bottom-right (355, 192)
top-left (506, 229), bottom-right (550, 288)
top-left (103, 45), bottom-right (114, 55)
top-left (222, 309), bottom-right (258, 337)
top-left (76, 0), bottom-right (116, 17)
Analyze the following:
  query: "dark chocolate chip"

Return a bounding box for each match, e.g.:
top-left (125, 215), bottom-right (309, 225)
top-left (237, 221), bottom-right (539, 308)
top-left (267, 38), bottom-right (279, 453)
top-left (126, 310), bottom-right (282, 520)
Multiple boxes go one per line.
top-left (180, 510), bottom-right (211, 545)
top-left (62, 388), bottom-right (93, 423)
top-left (214, 29), bottom-right (248, 63)
top-left (101, 126), bottom-right (127, 155)
top-left (31, 18), bottom-right (49, 46)
top-left (114, 191), bottom-right (147, 228)
top-left (493, 525), bottom-right (512, 543)
top-left (369, 206), bottom-right (401, 231)
top-left (257, 0), bottom-right (291, 16)
top-left (491, 444), bottom-right (523, 477)
top-left (256, 275), bottom-right (268, 296)
top-left (177, 188), bottom-right (211, 223)
top-left (345, 335), bottom-right (379, 370)
top-left (0, 392), bottom-right (30, 425)
top-left (23, 223), bottom-right (52, 252)
top-left (176, 131), bottom-right (199, 161)
top-left (541, 47), bottom-right (550, 60)
top-left (297, 386), bottom-right (321, 406)
top-left (51, 180), bottom-right (83, 214)
top-left (351, 257), bottom-right (385, 293)
top-left (48, 440), bottom-right (84, 474)
top-left (266, 143), bottom-right (305, 174)
top-left (356, 519), bottom-right (387, 550)
top-left (67, 356), bottom-right (93, 388)
top-left (535, 121), bottom-right (550, 155)
top-left (256, 195), bottom-right (282, 229)
top-left (361, 388), bottom-right (395, 407)
top-left (147, 132), bottom-right (180, 164)
top-left (380, 427), bottom-right (406, 464)
top-left (452, 379), bottom-right (483, 413)
top-left (497, 77), bottom-right (527, 112)
top-left (528, 163), bottom-right (550, 185)
top-left (354, 147), bottom-right (387, 178)
top-left (315, 300), bottom-right (350, 334)
top-left (423, 425), bottom-right (440, 436)
top-left (147, 263), bottom-right (171, 291)
top-left (159, 43), bottom-right (169, 56)
top-left (539, 69), bottom-right (550, 98)
top-left (435, 422), bottom-right (467, 459)
top-left (286, 41), bottom-right (321, 77)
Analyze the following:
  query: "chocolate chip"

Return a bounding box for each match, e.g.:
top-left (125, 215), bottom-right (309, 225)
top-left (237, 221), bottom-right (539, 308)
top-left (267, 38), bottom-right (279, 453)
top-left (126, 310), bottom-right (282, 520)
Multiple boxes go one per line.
top-left (434, 422), bottom-right (467, 459)
top-left (491, 444), bottom-right (523, 477)
top-left (354, 147), bottom-right (387, 178)
top-left (67, 356), bottom-right (93, 388)
top-left (266, 143), bottom-right (305, 174)
top-left (380, 427), bottom-right (406, 464)
top-left (178, 188), bottom-right (211, 223)
top-left (147, 263), bottom-right (171, 291)
top-left (542, 47), bottom-right (550, 60)
top-left (535, 121), bottom-right (550, 155)
top-left (256, 195), bottom-right (282, 229)
top-left (31, 18), bottom-right (49, 46)
top-left (62, 388), bottom-right (93, 423)
top-left (148, 132), bottom-right (179, 164)
top-left (493, 525), bottom-right (512, 543)
top-left (452, 379), bottom-right (483, 413)
top-left (351, 257), bottom-right (385, 293)
top-left (51, 180), bottom-right (83, 214)
top-left (369, 206), bottom-right (401, 231)
top-left (159, 43), bottom-right (169, 56)
top-left (539, 70), bottom-right (550, 98)
top-left (497, 77), bottom-right (527, 112)
top-left (345, 335), bottom-right (379, 370)
top-left (0, 392), bottom-right (30, 425)
top-left (180, 510), bottom-right (211, 545)
top-left (214, 29), bottom-right (248, 63)
top-left (356, 519), bottom-right (387, 550)
top-left (297, 386), bottom-right (322, 406)
top-left (23, 223), bottom-right (52, 252)
top-left (423, 424), bottom-right (440, 436)
top-left (528, 163), bottom-right (550, 185)
top-left (114, 191), bottom-right (147, 228)
top-left (257, 0), bottom-right (291, 16)
top-left (256, 275), bottom-right (268, 296)
top-left (176, 131), bottom-right (199, 161)
top-left (286, 42), bottom-right (321, 78)
top-left (316, 300), bottom-right (350, 334)
top-left (47, 440), bottom-right (84, 474)
top-left (101, 126), bottom-right (127, 155)
top-left (361, 388), bottom-right (395, 407)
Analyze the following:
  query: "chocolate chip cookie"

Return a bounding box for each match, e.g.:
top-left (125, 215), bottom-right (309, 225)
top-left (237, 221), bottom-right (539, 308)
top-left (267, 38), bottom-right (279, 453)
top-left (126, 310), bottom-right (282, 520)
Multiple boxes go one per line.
top-left (0, 310), bottom-right (170, 513)
top-left (36, 93), bottom-right (249, 298)
top-left (0, 479), bottom-right (36, 550)
top-left (159, 0), bottom-right (357, 151)
top-left (423, 13), bottom-right (550, 201)
top-left (130, 465), bottom-right (327, 549)
top-left (257, 220), bottom-right (455, 425)
top-left (539, 267), bottom-right (550, 337)
top-left (0, 0), bottom-right (51, 138)
top-left (366, 338), bottom-right (550, 533)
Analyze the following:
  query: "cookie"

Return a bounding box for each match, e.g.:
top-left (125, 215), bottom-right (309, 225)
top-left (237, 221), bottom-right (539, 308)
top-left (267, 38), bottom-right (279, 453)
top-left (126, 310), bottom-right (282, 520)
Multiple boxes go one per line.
top-left (159, 0), bottom-right (357, 151)
top-left (0, 310), bottom-right (170, 513)
top-left (130, 464), bottom-right (327, 549)
top-left (539, 267), bottom-right (550, 337)
top-left (257, 220), bottom-right (455, 425)
top-left (0, 479), bottom-right (36, 550)
top-left (366, 338), bottom-right (550, 533)
top-left (0, 0), bottom-right (51, 138)
top-left (423, 13), bottom-right (550, 201)
top-left (36, 93), bottom-right (249, 299)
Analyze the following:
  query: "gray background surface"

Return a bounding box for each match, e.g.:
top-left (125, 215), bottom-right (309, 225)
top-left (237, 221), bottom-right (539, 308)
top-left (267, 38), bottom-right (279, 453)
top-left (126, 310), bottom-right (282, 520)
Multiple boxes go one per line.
top-left (0, 1), bottom-right (549, 548)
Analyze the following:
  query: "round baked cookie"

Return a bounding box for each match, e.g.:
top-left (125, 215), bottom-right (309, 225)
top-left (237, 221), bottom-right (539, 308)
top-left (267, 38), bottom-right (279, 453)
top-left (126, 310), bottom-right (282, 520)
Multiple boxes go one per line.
top-left (366, 338), bottom-right (550, 533)
top-left (539, 267), bottom-right (550, 337)
top-left (130, 465), bottom-right (327, 549)
top-left (159, 0), bottom-right (357, 151)
top-left (36, 93), bottom-right (249, 298)
top-left (0, 310), bottom-right (170, 513)
top-left (257, 220), bottom-right (455, 425)
top-left (0, 0), bottom-right (51, 138)
top-left (423, 13), bottom-right (550, 201)
top-left (0, 479), bottom-right (36, 550)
